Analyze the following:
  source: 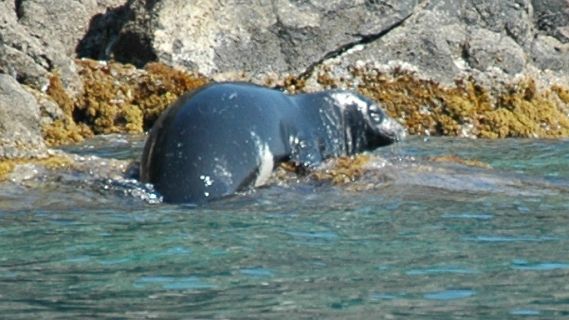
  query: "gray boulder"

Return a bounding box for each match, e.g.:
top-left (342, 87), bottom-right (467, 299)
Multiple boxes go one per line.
top-left (90, 0), bottom-right (569, 86)
top-left (533, 0), bottom-right (569, 43)
top-left (0, 74), bottom-right (47, 159)
top-left (0, 0), bottom-right (126, 93)
top-left (339, 0), bottom-right (534, 84)
top-left (0, 0), bottom-right (127, 160)
top-left (102, 0), bottom-right (421, 76)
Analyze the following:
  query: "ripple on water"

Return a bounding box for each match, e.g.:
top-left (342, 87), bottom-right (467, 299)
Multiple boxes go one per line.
top-left (406, 265), bottom-right (478, 276)
top-left (510, 308), bottom-right (541, 316)
top-left (286, 231), bottom-right (338, 241)
top-left (133, 276), bottom-right (215, 290)
top-left (369, 292), bottom-right (400, 301)
top-left (441, 213), bottom-right (493, 220)
top-left (463, 235), bottom-right (560, 242)
top-left (239, 267), bottom-right (274, 278)
top-left (511, 259), bottom-right (569, 271)
top-left (423, 289), bottom-right (475, 301)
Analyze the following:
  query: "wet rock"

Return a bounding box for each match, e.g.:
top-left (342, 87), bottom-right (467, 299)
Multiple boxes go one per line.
top-left (0, 74), bottom-right (47, 159)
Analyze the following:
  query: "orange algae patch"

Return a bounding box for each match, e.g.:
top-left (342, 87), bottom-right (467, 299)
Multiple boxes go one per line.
top-left (42, 59), bottom-right (569, 145)
top-left (311, 154), bottom-right (372, 184)
top-left (44, 59), bottom-right (209, 146)
top-left (428, 155), bottom-right (492, 169)
top-left (480, 79), bottom-right (569, 138)
top-left (0, 155), bottom-right (73, 181)
top-left (315, 66), bottom-right (569, 139)
top-left (44, 74), bottom-right (93, 145)
top-left (0, 162), bottom-right (15, 181)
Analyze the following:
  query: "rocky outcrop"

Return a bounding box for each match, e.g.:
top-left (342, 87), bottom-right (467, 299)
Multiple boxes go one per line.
top-left (0, 0), bottom-right (127, 162)
top-left (0, 0), bottom-right (124, 93)
top-left (0, 74), bottom-right (47, 159)
top-left (1, 0), bottom-right (569, 165)
top-left (86, 0), bottom-right (569, 85)
top-left (340, 0), bottom-right (569, 84)
top-left (94, 0), bottom-right (422, 77)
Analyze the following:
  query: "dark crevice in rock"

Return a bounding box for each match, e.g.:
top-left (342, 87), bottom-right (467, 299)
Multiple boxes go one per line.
top-left (76, 3), bottom-right (134, 60)
top-left (111, 31), bottom-right (158, 67)
top-left (144, 0), bottom-right (159, 10)
top-left (295, 7), bottom-right (418, 81)
top-left (39, 54), bottom-right (54, 71)
top-left (460, 41), bottom-right (473, 69)
top-left (76, 0), bottom-right (159, 66)
top-left (15, 0), bottom-right (23, 20)
top-left (271, 0), bottom-right (287, 67)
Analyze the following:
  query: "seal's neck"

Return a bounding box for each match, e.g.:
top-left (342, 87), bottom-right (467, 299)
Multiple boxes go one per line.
top-left (342, 106), bottom-right (368, 155)
top-left (317, 103), bottom-right (367, 156)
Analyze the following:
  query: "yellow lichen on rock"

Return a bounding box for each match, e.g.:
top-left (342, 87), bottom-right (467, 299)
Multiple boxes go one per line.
top-left (553, 85), bottom-right (569, 104)
top-left (0, 161), bottom-right (15, 181)
top-left (40, 59), bottom-right (569, 146)
top-left (136, 62), bottom-right (209, 128)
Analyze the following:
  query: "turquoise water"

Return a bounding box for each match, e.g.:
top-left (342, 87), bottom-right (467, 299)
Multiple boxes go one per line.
top-left (1, 136), bottom-right (569, 319)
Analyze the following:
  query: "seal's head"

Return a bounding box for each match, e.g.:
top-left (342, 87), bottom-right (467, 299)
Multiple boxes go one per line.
top-left (329, 92), bottom-right (406, 148)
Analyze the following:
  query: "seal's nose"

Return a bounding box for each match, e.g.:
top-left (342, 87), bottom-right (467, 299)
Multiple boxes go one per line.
top-left (380, 117), bottom-right (407, 142)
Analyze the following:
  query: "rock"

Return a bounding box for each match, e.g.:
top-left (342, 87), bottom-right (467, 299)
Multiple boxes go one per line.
top-left (0, 0), bottom-right (568, 148)
top-left (0, 74), bottom-right (47, 159)
top-left (79, 0), bottom-right (569, 87)
top-left (99, 0), bottom-right (420, 76)
top-left (76, 3), bottom-right (136, 61)
top-left (2, 0), bottom-right (569, 89)
top-left (530, 35), bottom-right (569, 72)
top-left (0, 0), bottom-right (126, 93)
top-left (532, 0), bottom-right (569, 43)
top-left (463, 28), bottom-right (526, 75)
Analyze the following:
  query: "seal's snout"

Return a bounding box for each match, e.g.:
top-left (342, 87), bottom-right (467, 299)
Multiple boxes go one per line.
top-left (364, 100), bottom-right (406, 146)
top-left (381, 117), bottom-right (407, 142)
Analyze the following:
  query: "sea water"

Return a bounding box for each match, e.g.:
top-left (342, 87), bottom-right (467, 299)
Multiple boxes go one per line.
top-left (1, 136), bottom-right (568, 319)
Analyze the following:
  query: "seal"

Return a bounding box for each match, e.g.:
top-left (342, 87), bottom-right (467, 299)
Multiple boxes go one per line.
top-left (140, 82), bottom-right (405, 204)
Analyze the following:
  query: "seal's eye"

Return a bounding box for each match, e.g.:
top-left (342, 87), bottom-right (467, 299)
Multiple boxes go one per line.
top-left (368, 105), bottom-right (383, 123)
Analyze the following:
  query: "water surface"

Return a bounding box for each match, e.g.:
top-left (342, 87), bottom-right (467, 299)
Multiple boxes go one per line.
top-left (1, 136), bottom-right (568, 319)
